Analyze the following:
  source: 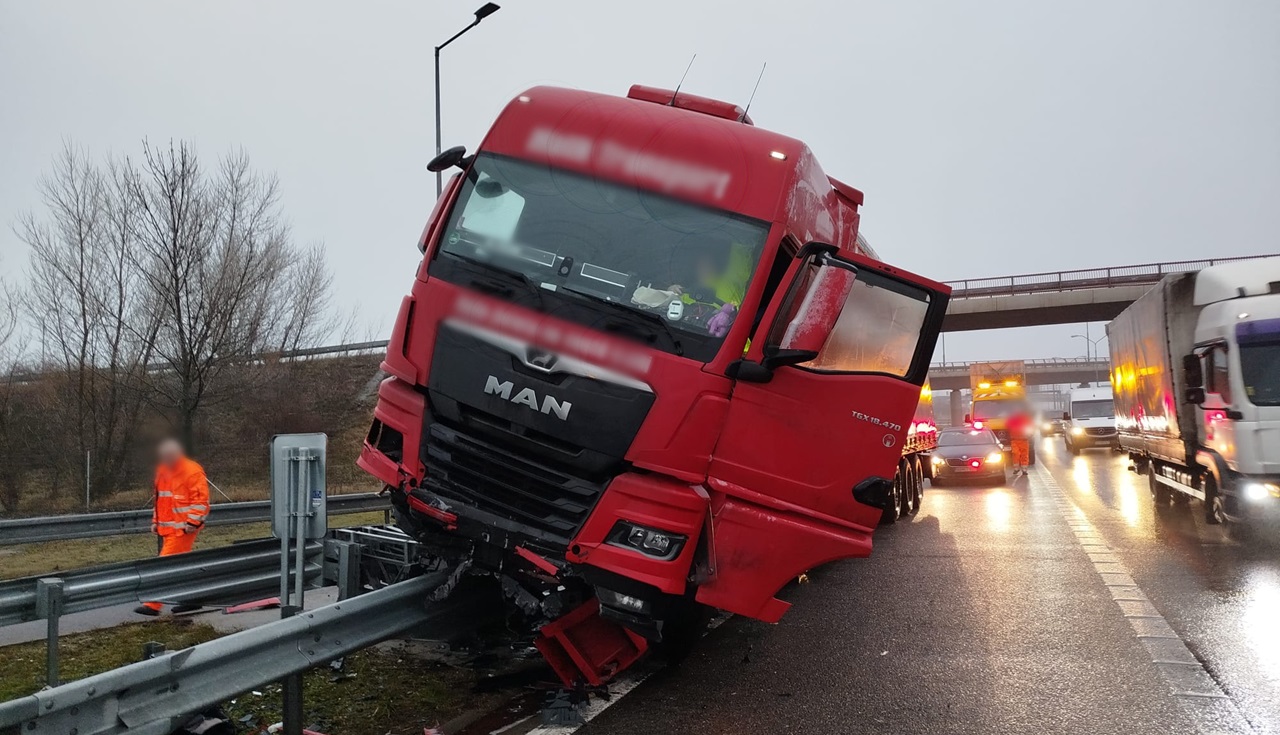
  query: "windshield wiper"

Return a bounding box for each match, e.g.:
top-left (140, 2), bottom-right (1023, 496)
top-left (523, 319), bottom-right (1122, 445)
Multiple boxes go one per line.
top-left (443, 250), bottom-right (545, 308)
top-left (556, 284), bottom-right (684, 356)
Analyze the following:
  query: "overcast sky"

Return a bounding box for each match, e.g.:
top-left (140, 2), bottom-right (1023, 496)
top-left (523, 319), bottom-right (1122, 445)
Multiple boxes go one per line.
top-left (2, 0), bottom-right (1278, 364)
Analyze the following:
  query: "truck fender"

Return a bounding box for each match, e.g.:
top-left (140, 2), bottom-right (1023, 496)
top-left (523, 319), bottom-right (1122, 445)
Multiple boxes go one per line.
top-left (1195, 449), bottom-right (1233, 495)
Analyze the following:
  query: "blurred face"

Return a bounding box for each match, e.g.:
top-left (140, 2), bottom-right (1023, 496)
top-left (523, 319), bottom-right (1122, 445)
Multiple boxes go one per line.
top-left (157, 439), bottom-right (183, 467)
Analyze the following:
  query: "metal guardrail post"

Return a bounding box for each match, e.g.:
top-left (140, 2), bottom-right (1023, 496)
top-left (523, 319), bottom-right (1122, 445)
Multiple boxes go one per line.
top-left (333, 540), bottom-right (363, 601)
top-left (35, 578), bottom-right (64, 686)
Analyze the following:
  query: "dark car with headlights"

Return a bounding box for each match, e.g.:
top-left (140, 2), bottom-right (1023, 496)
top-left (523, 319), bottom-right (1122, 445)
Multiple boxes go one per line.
top-left (929, 428), bottom-right (1007, 485)
top-left (1040, 416), bottom-right (1064, 436)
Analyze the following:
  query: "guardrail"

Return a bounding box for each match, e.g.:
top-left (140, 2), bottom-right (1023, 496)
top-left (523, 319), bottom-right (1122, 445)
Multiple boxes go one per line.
top-left (0, 538), bottom-right (323, 627)
top-left (945, 254), bottom-right (1276, 299)
top-left (0, 572), bottom-right (479, 735)
top-left (0, 491), bottom-right (388, 546)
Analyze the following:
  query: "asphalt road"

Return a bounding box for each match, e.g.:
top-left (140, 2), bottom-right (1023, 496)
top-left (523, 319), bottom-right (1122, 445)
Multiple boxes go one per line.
top-left (579, 438), bottom-right (1278, 735)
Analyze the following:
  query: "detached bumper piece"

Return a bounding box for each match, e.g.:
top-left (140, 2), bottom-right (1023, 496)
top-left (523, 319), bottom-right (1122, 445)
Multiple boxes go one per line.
top-left (534, 598), bottom-right (649, 687)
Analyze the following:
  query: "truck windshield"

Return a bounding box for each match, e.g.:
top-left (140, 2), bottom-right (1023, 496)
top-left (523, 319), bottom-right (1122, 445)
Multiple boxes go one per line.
top-left (1240, 342), bottom-right (1280, 406)
top-left (432, 153), bottom-right (770, 361)
top-left (1071, 400), bottom-right (1115, 419)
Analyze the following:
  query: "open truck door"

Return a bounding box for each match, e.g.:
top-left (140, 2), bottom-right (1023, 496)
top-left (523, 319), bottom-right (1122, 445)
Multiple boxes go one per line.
top-left (698, 243), bottom-right (949, 621)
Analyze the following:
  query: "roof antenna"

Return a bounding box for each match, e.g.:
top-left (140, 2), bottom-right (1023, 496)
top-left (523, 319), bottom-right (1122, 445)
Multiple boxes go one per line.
top-left (670, 54), bottom-right (696, 105)
top-left (739, 62), bottom-right (767, 122)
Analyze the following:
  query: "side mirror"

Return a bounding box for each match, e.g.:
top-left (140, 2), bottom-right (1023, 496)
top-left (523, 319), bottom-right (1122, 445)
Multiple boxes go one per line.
top-left (1062, 411), bottom-right (1070, 421)
top-left (1182, 354), bottom-right (1203, 389)
top-left (1185, 387), bottom-right (1206, 405)
top-left (428, 145), bottom-right (471, 173)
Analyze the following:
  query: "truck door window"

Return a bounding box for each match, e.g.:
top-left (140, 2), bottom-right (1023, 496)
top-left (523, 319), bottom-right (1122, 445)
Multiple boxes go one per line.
top-left (775, 263), bottom-right (930, 379)
top-left (1206, 346), bottom-right (1233, 404)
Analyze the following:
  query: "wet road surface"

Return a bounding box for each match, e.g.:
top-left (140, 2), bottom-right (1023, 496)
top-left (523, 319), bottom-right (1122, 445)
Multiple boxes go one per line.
top-left (578, 438), bottom-right (1279, 734)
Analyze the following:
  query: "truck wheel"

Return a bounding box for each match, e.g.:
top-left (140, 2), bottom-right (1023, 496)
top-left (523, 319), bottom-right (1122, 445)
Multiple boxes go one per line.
top-left (880, 471), bottom-right (902, 526)
top-left (898, 460), bottom-right (914, 518)
top-left (909, 458), bottom-right (924, 514)
top-left (1204, 475), bottom-right (1224, 525)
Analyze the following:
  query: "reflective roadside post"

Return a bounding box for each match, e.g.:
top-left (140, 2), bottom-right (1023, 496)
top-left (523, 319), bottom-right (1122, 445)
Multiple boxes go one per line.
top-left (270, 433), bottom-right (328, 735)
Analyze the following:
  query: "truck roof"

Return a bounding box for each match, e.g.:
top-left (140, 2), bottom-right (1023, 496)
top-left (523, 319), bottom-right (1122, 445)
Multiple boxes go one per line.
top-left (477, 85), bottom-right (855, 225)
top-left (1194, 256), bottom-right (1280, 305)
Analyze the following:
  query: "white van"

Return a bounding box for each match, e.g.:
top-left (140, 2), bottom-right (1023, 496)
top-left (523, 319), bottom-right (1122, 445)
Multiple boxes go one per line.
top-left (1064, 387), bottom-right (1118, 455)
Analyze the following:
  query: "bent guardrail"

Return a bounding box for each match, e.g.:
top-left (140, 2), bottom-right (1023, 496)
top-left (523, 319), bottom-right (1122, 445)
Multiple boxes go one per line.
top-left (0, 538), bottom-right (324, 627)
top-left (0, 491), bottom-right (387, 546)
top-left (0, 573), bottom-right (471, 735)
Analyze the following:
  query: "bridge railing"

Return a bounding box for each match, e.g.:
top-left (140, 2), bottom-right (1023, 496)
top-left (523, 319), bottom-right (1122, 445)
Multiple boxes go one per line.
top-left (946, 254), bottom-right (1274, 299)
top-left (930, 357), bottom-right (1107, 371)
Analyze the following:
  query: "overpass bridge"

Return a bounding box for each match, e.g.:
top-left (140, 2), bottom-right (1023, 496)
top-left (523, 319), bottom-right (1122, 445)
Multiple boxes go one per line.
top-left (941, 254), bottom-right (1274, 331)
top-left (927, 357), bottom-right (1109, 392)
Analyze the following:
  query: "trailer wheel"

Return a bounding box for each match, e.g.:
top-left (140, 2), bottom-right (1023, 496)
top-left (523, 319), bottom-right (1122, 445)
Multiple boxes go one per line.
top-left (1204, 475), bottom-right (1224, 525)
top-left (898, 460), bottom-right (914, 518)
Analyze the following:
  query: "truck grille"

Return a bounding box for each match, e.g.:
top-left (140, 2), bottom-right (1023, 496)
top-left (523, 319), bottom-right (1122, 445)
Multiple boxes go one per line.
top-left (421, 421), bottom-right (606, 549)
top-left (1085, 427), bottom-right (1116, 437)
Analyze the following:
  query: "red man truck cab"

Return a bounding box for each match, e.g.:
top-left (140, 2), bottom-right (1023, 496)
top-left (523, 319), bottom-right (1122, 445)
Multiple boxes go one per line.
top-left (359, 84), bottom-right (950, 687)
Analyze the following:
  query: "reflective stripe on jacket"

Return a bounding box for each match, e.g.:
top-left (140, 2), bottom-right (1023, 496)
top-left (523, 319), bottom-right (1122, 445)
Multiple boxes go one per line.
top-left (152, 457), bottom-right (210, 537)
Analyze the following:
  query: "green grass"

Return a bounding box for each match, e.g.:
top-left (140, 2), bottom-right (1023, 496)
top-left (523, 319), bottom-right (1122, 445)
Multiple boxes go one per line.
top-left (0, 511), bottom-right (389, 580)
top-left (0, 619), bottom-right (477, 735)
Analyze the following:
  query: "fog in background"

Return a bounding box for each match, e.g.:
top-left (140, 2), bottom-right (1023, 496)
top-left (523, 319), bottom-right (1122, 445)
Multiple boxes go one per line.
top-left (2, 0), bottom-right (1278, 363)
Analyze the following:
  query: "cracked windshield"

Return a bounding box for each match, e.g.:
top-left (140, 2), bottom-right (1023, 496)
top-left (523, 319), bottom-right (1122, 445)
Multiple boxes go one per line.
top-left (437, 153), bottom-right (769, 354)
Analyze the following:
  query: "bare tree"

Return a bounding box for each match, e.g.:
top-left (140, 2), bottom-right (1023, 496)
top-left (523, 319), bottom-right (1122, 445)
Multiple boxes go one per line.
top-left (16, 146), bottom-right (154, 501)
top-left (125, 141), bottom-right (336, 450)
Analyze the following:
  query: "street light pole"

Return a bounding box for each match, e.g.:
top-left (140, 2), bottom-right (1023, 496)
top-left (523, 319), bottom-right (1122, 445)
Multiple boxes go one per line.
top-left (1072, 324), bottom-right (1106, 384)
top-left (435, 3), bottom-right (501, 197)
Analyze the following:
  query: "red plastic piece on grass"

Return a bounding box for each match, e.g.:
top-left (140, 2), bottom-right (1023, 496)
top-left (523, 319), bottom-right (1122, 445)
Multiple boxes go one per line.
top-left (223, 597), bottom-right (280, 614)
top-left (534, 599), bottom-right (649, 687)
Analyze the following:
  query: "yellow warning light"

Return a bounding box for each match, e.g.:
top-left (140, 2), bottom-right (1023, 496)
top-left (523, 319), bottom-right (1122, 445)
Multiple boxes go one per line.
top-left (978, 381), bottom-right (992, 389)
top-left (1004, 380), bottom-right (1019, 387)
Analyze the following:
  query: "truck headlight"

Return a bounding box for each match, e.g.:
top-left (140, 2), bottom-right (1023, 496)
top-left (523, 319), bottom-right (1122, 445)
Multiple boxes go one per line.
top-left (1242, 483), bottom-right (1280, 502)
top-left (607, 521), bottom-right (686, 560)
top-left (1071, 426), bottom-right (1085, 436)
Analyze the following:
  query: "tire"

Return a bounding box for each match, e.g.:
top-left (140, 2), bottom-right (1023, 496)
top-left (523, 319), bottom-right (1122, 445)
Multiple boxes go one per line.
top-left (652, 599), bottom-right (712, 665)
top-left (1204, 474), bottom-right (1224, 525)
top-left (880, 470), bottom-right (901, 525)
top-left (909, 458), bottom-right (924, 514)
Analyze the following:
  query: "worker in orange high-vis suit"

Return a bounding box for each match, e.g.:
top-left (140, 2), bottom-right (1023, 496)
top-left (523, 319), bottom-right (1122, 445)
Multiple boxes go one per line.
top-left (135, 438), bottom-right (210, 616)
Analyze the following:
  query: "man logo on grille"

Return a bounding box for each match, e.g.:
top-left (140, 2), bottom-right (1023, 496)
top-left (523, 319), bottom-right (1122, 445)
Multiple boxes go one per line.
top-left (484, 375), bottom-right (573, 420)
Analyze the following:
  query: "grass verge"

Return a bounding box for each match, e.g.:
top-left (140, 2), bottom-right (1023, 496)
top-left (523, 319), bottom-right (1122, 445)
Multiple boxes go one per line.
top-left (0, 619), bottom-right (477, 735)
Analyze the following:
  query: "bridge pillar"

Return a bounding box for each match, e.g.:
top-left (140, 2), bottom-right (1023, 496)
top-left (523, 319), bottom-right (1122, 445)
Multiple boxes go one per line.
top-left (949, 390), bottom-right (966, 426)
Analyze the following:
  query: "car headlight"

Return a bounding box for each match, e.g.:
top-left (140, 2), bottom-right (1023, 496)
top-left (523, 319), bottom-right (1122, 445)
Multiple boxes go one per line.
top-left (986, 452), bottom-right (1003, 463)
top-left (1071, 426), bottom-right (1085, 436)
top-left (1042, 423), bottom-right (1053, 431)
top-left (931, 455), bottom-right (944, 466)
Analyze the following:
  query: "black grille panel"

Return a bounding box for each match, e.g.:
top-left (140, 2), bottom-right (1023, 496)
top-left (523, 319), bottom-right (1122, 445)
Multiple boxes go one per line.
top-left (1085, 427), bottom-right (1117, 437)
top-left (422, 421), bottom-right (607, 547)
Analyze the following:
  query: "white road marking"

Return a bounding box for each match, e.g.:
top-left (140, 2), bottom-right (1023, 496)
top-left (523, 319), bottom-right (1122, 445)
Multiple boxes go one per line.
top-left (1033, 465), bottom-right (1255, 732)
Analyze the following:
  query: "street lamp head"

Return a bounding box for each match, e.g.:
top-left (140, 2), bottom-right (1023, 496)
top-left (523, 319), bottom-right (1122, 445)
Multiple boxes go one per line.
top-left (475, 3), bottom-right (500, 20)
